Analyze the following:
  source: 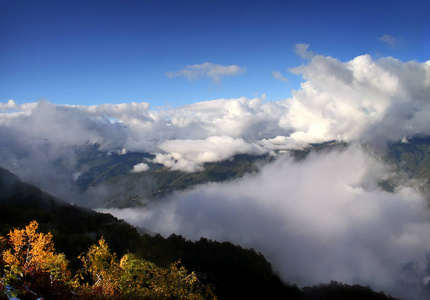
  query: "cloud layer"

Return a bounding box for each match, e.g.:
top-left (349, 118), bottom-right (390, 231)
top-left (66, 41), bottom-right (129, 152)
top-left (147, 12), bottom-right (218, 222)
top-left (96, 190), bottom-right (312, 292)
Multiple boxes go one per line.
top-left (104, 147), bottom-right (430, 299)
top-left (2, 48), bottom-right (429, 175)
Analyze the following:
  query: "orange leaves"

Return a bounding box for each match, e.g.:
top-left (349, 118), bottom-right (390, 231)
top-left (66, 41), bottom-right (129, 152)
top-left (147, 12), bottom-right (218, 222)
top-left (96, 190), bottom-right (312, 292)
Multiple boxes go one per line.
top-left (1, 221), bottom-right (69, 280)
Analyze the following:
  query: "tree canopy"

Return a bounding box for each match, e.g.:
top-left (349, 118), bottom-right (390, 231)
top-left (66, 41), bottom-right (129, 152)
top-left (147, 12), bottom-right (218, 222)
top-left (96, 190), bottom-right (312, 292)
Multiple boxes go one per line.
top-left (0, 221), bottom-right (215, 299)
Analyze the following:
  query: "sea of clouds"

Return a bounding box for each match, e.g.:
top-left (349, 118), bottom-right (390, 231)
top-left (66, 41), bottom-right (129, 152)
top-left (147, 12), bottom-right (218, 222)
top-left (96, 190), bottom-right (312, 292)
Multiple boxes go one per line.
top-left (1, 46), bottom-right (430, 298)
top-left (104, 147), bottom-right (430, 299)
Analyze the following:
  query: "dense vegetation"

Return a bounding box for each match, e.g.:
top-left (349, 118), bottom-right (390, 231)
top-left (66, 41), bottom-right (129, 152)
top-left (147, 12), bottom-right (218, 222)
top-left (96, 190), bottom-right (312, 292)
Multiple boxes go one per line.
top-left (385, 137), bottom-right (430, 181)
top-left (0, 221), bottom-right (215, 299)
top-left (0, 167), bottom-right (293, 299)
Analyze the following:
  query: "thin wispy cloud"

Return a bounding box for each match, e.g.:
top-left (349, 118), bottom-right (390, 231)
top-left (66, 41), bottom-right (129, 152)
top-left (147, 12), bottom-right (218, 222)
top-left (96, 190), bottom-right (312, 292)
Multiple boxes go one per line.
top-left (166, 62), bottom-right (246, 83)
top-left (272, 71), bottom-right (288, 82)
top-left (294, 43), bottom-right (315, 59)
top-left (378, 34), bottom-right (396, 46)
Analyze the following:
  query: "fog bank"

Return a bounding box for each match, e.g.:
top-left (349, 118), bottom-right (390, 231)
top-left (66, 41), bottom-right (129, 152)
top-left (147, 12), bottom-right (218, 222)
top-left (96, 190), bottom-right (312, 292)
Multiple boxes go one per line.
top-left (103, 147), bottom-right (430, 299)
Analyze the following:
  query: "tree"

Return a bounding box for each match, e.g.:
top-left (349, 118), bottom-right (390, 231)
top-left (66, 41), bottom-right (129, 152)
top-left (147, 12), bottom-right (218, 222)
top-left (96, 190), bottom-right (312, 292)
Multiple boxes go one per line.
top-left (0, 236), bottom-right (5, 271)
top-left (77, 236), bottom-right (121, 297)
top-left (1, 221), bottom-right (71, 299)
top-left (1, 223), bottom-right (216, 299)
top-left (2, 220), bottom-right (69, 280)
top-left (77, 237), bottom-right (216, 299)
top-left (119, 254), bottom-right (215, 299)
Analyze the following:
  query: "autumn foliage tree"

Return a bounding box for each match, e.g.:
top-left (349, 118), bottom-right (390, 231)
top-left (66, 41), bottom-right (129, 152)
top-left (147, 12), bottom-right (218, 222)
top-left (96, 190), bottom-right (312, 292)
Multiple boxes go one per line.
top-left (0, 221), bottom-right (71, 299)
top-left (2, 221), bottom-right (69, 280)
top-left (1, 221), bottom-right (215, 299)
top-left (76, 237), bottom-right (216, 299)
top-left (76, 236), bottom-right (121, 297)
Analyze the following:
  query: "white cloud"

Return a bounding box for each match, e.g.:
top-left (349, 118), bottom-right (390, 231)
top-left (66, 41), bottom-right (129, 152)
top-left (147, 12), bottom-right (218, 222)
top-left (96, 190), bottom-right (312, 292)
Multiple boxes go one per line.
top-left (272, 71), bottom-right (288, 82)
top-left (154, 136), bottom-right (266, 172)
top-left (379, 34), bottom-right (396, 46)
top-left (285, 52), bottom-right (430, 146)
top-left (2, 51), bottom-right (430, 162)
top-left (130, 162), bottom-right (150, 173)
top-left (166, 62), bottom-right (246, 83)
top-left (259, 135), bottom-right (308, 151)
top-left (0, 99), bottom-right (19, 110)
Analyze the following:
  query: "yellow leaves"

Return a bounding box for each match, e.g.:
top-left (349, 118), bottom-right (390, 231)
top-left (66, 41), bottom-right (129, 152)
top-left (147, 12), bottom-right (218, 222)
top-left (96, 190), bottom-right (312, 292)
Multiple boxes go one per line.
top-left (0, 235), bottom-right (6, 266)
top-left (78, 238), bottom-right (216, 299)
top-left (1, 221), bottom-right (69, 281)
top-left (78, 237), bottom-right (121, 297)
top-left (2, 250), bottom-right (19, 270)
top-left (1, 222), bottom-right (215, 299)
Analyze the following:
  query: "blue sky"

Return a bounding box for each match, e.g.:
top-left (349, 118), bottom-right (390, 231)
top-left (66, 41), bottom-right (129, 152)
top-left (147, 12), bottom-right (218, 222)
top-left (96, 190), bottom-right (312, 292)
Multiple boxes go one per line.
top-left (1, 0), bottom-right (429, 107)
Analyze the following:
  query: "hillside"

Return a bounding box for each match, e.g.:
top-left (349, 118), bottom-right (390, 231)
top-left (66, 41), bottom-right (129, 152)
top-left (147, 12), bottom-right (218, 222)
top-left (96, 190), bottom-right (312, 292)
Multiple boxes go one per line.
top-left (0, 167), bottom-right (397, 299)
top-left (385, 137), bottom-right (430, 181)
top-left (68, 144), bottom-right (269, 208)
top-left (56, 138), bottom-right (430, 209)
top-left (0, 167), bottom-right (295, 299)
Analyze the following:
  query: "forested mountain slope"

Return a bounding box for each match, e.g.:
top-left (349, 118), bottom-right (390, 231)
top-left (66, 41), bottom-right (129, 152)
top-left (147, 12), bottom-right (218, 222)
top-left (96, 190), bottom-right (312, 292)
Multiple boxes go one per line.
top-left (46, 137), bottom-right (430, 209)
top-left (70, 145), bottom-right (267, 208)
top-left (385, 137), bottom-right (430, 181)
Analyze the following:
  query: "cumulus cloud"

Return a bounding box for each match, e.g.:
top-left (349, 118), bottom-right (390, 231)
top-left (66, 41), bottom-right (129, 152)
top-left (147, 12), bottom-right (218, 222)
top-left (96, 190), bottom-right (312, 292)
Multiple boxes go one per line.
top-left (0, 99), bottom-right (19, 110)
top-left (379, 34), bottom-right (396, 46)
top-left (104, 146), bottom-right (430, 299)
top-left (272, 71), bottom-right (288, 82)
top-left (130, 162), bottom-right (150, 173)
top-left (285, 50), bottom-right (430, 146)
top-left (166, 62), bottom-right (246, 83)
top-left (0, 99), bottom-right (37, 112)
